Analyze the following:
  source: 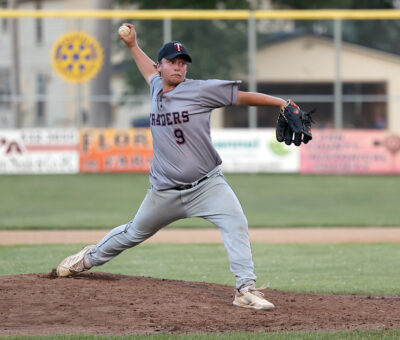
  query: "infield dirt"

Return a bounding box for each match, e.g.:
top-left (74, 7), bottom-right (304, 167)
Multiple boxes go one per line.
top-left (1, 229), bottom-right (399, 336)
top-left (1, 271), bottom-right (399, 336)
top-left (2, 227), bottom-right (400, 244)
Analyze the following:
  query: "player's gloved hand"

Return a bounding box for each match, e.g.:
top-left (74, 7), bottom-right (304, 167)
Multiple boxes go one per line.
top-left (276, 99), bottom-right (315, 146)
top-left (301, 109), bottom-right (315, 144)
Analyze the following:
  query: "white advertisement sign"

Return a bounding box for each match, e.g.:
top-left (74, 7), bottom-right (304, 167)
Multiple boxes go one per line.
top-left (0, 129), bottom-right (79, 174)
top-left (212, 129), bottom-right (299, 173)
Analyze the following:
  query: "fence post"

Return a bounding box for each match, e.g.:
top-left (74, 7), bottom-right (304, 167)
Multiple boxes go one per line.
top-left (334, 18), bottom-right (343, 129)
top-left (248, 12), bottom-right (257, 128)
top-left (8, 0), bottom-right (22, 128)
top-left (89, 0), bottom-right (112, 127)
top-left (163, 17), bottom-right (172, 44)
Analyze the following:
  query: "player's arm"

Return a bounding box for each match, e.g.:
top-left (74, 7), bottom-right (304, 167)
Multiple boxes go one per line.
top-left (119, 23), bottom-right (158, 85)
top-left (236, 91), bottom-right (286, 110)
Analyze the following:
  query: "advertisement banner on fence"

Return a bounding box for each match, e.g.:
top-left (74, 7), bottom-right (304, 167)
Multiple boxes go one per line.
top-left (0, 129), bottom-right (79, 174)
top-left (300, 129), bottom-right (400, 174)
top-left (212, 129), bottom-right (299, 172)
top-left (80, 128), bottom-right (153, 172)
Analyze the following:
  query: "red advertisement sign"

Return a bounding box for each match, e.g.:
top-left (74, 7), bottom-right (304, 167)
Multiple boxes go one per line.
top-left (80, 128), bottom-right (153, 173)
top-left (300, 129), bottom-right (400, 174)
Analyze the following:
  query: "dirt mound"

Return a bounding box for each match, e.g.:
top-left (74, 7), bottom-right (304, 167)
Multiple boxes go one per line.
top-left (1, 272), bottom-right (399, 336)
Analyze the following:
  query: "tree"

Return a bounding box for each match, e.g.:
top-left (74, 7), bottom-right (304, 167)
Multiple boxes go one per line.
top-left (273, 0), bottom-right (393, 10)
top-left (116, 0), bottom-right (250, 94)
top-left (272, 0), bottom-right (400, 56)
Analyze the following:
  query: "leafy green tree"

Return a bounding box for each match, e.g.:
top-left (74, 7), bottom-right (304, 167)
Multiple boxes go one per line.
top-left (116, 0), bottom-right (250, 94)
top-left (273, 0), bottom-right (392, 9)
top-left (272, 0), bottom-right (400, 56)
top-left (132, 0), bottom-right (250, 9)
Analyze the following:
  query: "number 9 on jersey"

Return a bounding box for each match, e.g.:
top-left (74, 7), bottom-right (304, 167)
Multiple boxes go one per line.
top-left (174, 128), bottom-right (185, 145)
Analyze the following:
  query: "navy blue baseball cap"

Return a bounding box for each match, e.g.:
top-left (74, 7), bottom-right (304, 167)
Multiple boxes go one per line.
top-left (157, 41), bottom-right (192, 63)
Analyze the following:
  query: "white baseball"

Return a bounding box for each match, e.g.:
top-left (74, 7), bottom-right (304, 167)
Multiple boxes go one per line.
top-left (118, 25), bottom-right (130, 37)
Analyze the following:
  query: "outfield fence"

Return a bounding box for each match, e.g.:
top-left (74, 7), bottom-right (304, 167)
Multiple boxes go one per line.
top-left (1, 127), bottom-right (399, 174)
top-left (1, 9), bottom-right (400, 131)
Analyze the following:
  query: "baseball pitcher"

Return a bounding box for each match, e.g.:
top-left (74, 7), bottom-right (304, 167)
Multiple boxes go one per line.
top-left (57, 23), bottom-right (313, 310)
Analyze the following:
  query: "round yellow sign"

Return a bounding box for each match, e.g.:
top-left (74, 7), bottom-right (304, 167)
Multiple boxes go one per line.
top-left (51, 31), bottom-right (103, 83)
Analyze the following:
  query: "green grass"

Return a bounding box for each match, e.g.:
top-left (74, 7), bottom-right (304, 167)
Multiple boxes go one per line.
top-left (2, 329), bottom-right (400, 339)
top-left (1, 243), bottom-right (399, 339)
top-left (1, 243), bottom-right (399, 295)
top-left (0, 173), bottom-right (400, 229)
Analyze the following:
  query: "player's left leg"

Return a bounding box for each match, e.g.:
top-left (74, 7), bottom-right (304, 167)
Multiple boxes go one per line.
top-left (57, 187), bottom-right (186, 277)
top-left (86, 187), bottom-right (186, 267)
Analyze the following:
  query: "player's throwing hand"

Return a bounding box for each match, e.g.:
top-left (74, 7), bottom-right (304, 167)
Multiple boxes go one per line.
top-left (118, 23), bottom-right (137, 48)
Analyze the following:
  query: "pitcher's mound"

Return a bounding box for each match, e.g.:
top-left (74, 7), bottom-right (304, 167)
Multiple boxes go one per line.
top-left (1, 272), bottom-right (399, 336)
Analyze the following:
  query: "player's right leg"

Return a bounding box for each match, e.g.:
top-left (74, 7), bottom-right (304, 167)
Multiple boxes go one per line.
top-left (56, 188), bottom-right (186, 277)
top-left (185, 171), bottom-right (275, 310)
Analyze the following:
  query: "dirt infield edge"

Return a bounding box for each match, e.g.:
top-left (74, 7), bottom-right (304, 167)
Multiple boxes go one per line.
top-left (1, 227), bottom-right (400, 245)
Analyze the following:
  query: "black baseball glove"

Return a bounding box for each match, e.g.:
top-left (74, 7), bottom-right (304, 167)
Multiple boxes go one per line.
top-left (276, 100), bottom-right (315, 146)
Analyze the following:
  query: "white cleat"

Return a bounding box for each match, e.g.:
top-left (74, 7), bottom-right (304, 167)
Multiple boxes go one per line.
top-left (56, 245), bottom-right (95, 277)
top-left (233, 285), bottom-right (275, 310)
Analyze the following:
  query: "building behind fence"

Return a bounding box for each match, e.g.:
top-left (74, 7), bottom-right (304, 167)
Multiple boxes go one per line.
top-left (1, 4), bottom-right (400, 132)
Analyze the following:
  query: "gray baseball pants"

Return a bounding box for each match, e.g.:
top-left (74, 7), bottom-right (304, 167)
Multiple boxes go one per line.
top-left (86, 168), bottom-right (257, 290)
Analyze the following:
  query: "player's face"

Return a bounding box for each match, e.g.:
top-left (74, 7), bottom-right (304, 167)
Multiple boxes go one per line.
top-left (157, 57), bottom-right (188, 87)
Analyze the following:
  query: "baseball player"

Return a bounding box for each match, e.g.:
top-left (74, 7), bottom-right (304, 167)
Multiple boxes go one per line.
top-left (57, 23), bottom-right (311, 310)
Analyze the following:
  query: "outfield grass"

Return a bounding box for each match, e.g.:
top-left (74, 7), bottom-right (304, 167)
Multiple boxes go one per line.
top-left (0, 173), bottom-right (399, 229)
top-left (1, 243), bottom-right (399, 295)
top-left (2, 329), bottom-right (400, 340)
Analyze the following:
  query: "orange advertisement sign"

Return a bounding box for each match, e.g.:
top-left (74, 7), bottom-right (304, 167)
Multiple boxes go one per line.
top-left (80, 128), bottom-right (153, 173)
top-left (300, 129), bottom-right (400, 174)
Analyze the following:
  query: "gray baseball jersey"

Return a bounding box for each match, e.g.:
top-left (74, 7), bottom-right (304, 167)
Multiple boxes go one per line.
top-left (85, 73), bottom-right (257, 291)
top-left (149, 74), bottom-right (241, 190)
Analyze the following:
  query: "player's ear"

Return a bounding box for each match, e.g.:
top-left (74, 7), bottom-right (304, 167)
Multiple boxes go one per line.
top-left (156, 61), bottom-right (161, 73)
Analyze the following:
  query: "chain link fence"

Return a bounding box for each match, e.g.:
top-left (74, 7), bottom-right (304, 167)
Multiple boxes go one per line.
top-left (0, 9), bottom-right (399, 131)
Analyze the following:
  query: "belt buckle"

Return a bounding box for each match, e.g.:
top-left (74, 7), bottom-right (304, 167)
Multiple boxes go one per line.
top-left (176, 175), bottom-right (207, 191)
